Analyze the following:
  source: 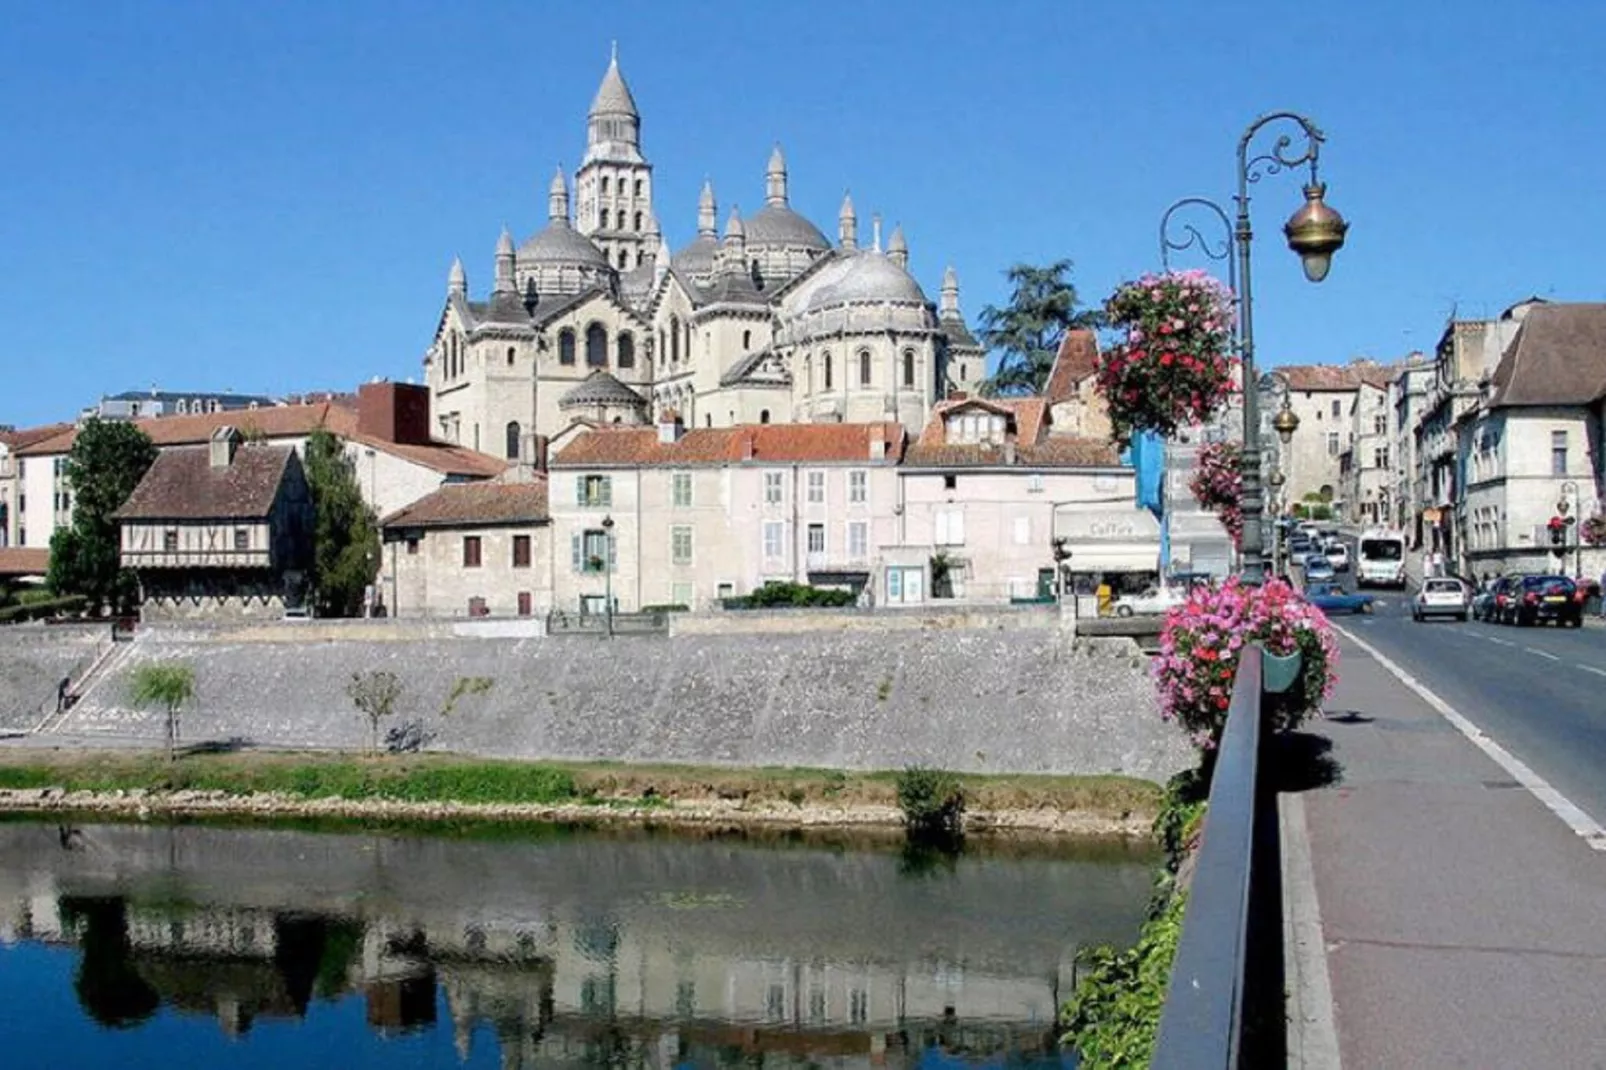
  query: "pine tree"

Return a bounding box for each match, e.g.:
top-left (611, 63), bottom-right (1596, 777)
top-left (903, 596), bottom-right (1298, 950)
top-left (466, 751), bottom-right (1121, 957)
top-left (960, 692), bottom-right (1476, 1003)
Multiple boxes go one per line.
top-left (303, 429), bottom-right (380, 618)
top-left (978, 260), bottom-right (1103, 396)
top-left (46, 419), bottom-right (158, 613)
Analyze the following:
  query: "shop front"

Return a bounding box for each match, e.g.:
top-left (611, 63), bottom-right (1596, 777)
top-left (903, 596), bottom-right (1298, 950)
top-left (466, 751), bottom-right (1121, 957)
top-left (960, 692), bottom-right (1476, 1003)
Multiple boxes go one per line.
top-left (1055, 508), bottom-right (1163, 610)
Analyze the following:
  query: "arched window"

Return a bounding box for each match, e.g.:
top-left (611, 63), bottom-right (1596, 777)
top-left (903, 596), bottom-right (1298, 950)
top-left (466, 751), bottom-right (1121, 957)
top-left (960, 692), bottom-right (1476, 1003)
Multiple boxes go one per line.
top-left (633, 212), bottom-right (642, 231)
top-left (823, 352), bottom-right (833, 390)
top-left (505, 421), bottom-right (521, 461)
top-left (742, 329), bottom-right (751, 350)
top-left (657, 329), bottom-right (665, 362)
top-left (601, 176), bottom-right (610, 194)
top-left (175, 399), bottom-right (187, 414)
top-left (586, 322), bottom-right (608, 367)
top-left (670, 316), bottom-right (681, 364)
top-left (859, 349), bottom-right (872, 387)
top-left (705, 413), bottom-right (712, 428)
top-left (760, 409), bottom-right (771, 424)
top-left (959, 363), bottom-right (968, 382)
top-left (506, 346), bottom-right (516, 367)
top-left (683, 321), bottom-right (692, 360)
top-left (635, 179), bottom-right (644, 197)
top-left (558, 328), bottom-right (576, 365)
top-left (902, 349), bottom-right (916, 388)
top-left (599, 208), bottom-right (609, 229)
top-left (803, 354), bottom-right (812, 390)
top-left (617, 249), bottom-right (628, 268)
top-left (617, 331), bottom-right (635, 369)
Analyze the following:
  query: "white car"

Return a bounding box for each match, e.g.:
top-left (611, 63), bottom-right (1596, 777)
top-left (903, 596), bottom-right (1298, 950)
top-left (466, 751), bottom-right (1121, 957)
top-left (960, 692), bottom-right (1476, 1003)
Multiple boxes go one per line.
top-left (1325, 544), bottom-right (1350, 572)
top-left (1114, 586), bottom-right (1188, 617)
top-left (1412, 578), bottom-right (1469, 622)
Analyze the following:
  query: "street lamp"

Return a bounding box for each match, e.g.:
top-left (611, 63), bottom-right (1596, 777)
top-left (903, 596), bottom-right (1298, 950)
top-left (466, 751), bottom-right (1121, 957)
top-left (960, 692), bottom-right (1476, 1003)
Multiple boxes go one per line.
top-left (601, 514), bottom-right (615, 638)
top-left (1267, 467), bottom-right (1287, 577)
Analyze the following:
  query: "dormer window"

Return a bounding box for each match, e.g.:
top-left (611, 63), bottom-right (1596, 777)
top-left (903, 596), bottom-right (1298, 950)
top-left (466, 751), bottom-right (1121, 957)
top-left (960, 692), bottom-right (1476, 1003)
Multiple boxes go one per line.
top-left (945, 410), bottom-right (1008, 445)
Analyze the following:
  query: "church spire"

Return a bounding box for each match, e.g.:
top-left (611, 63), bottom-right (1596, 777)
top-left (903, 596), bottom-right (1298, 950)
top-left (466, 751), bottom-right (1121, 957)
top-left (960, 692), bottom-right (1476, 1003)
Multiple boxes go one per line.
top-left (585, 46), bottom-right (642, 159)
top-left (887, 223), bottom-right (908, 269)
top-left (448, 257), bottom-right (466, 297)
top-left (494, 228), bottom-right (515, 293)
top-left (697, 179), bottom-right (717, 238)
top-left (838, 191), bottom-right (856, 251)
top-left (765, 144), bottom-right (789, 207)
top-left (720, 206), bottom-right (746, 275)
top-left (940, 265), bottom-right (961, 320)
top-left (548, 167), bottom-right (570, 224)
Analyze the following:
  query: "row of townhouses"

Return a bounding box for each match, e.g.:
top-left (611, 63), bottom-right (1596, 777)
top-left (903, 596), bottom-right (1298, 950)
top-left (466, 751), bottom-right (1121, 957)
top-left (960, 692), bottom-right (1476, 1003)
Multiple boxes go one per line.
top-left (1266, 299), bottom-right (1606, 579)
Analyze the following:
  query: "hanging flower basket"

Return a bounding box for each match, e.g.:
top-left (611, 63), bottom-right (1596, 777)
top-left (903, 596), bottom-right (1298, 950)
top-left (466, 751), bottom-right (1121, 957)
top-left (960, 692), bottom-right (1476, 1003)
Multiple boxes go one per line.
top-left (1189, 441), bottom-right (1245, 547)
top-left (1096, 270), bottom-right (1238, 444)
top-left (1154, 577), bottom-right (1338, 751)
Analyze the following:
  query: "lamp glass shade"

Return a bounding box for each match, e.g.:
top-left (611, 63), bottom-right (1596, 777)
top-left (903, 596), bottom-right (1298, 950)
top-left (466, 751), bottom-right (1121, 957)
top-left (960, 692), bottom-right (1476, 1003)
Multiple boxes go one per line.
top-left (1300, 251), bottom-right (1332, 283)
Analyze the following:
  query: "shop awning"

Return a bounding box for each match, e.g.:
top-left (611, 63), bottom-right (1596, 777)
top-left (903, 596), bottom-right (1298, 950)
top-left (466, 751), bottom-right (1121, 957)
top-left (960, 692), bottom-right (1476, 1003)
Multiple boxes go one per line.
top-left (1056, 508), bottom-right (1161, 573)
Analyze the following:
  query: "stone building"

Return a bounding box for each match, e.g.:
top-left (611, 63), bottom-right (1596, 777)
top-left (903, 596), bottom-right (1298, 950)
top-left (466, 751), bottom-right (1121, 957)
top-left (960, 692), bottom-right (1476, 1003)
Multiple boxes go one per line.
top-left (1336, 375), bottom-right (1394, 525)
top-left (0, 423), bottom-right (71, 548)
top-left (85, 389), bottom-right (278, 421)
top-left (1268, 359), bottom-right (1394, 513)
top-left (423, 52), bottom-right (986, 461)
top-left (380, 482), bottom-right (552, 620)
top-left (115, 430), bottom-right (314, 619)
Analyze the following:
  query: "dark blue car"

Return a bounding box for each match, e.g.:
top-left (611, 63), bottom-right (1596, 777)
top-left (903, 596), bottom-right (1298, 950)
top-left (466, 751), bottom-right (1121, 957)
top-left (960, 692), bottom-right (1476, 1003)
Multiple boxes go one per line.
top-left (1304, 582), bottom-right (1374, 615)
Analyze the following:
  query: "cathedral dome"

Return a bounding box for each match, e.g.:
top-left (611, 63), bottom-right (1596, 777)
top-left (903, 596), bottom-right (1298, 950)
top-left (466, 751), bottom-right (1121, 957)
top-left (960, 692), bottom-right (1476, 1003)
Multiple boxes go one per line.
top-left (560, 369), bottom-right (647, 408)
top-left (671, 234), bottom-right (720, 278)
top-left (807, 252), bottom-right (928, 311)
top-left (518, 223), bottom-right (612, 270)
top-left (744, 204), bottom-right (831, 251)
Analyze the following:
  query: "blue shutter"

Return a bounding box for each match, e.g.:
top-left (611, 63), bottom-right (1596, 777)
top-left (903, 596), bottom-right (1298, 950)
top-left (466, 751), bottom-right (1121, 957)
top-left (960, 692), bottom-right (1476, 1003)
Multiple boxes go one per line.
top-left (575, 476), bottom-right (585, 506)
top-left (607, 532), bottom-right (617, 572)
top-left (571, 533), bottom-right (582, 573)
top-left (601, 476), bottom-right (613, 507)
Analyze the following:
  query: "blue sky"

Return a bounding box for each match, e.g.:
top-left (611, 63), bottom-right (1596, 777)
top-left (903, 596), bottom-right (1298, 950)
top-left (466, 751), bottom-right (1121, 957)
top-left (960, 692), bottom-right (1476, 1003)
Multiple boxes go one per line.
top-left (3, 0), bottom-right (1603, 428)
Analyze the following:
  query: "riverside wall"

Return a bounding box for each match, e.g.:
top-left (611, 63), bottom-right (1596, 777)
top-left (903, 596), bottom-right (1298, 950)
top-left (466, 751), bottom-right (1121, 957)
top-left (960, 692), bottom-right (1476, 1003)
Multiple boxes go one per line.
top-left (1, 614), bottom-right (1192, 780)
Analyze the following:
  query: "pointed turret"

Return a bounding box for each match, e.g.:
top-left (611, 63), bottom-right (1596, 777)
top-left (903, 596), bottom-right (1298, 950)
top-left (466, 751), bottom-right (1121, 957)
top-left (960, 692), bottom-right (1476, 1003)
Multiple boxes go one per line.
top-left (494, 228), bottom-right (515, 292)
top-left (448, 257), bottom-right (466, 297)
top-left (838, 191), bottom-right (857, 251)
top-left (720, 206), bottom-right (747, 275)
top-left (697, 179), bottom-right (717, 238)
top-left (588, 42), bottom-right (639, 120)
top-left (548, 168), bottom-right (570, 224)
top-left (765, 143), bottom-right (788, 207)
top-left (887, 223), bottom-right (908, 269)
top-left (940, 265), bottom-right (962, 319)
top-left (654, 231), bottom-right (671, 284)
top-left (871, 213), bottom-right (883, 254)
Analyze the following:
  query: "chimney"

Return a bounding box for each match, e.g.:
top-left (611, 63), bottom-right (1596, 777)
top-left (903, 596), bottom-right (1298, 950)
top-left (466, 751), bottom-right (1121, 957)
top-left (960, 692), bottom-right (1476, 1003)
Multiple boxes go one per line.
top-left (531, 434), bottom-right (549, 473)
top-left (358, 381), bottom-right (431, 445)
top-left (657, 407), bottom-right (683, 445)
top-left (868, 428), bottom-right (886, 461)
top-left (210, 426), bottom-right (241, 469)
top-left (741, 431), bottom-right (755, 461)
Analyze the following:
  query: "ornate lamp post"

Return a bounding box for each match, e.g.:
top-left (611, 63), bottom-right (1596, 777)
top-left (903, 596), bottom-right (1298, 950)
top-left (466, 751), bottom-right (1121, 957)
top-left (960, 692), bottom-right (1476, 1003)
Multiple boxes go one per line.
top-left (1160, 112), bottom-right (1347, 582)
top-left (601, 514), bottom-right (615, 638)
top-left (1267, 467), bottom-right (1288, 577)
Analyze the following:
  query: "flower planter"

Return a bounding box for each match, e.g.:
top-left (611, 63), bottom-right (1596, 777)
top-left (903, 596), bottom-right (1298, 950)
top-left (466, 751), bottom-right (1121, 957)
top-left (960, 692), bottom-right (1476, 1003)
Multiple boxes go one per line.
top-left (1261, 650), bottom-right (1304, 694)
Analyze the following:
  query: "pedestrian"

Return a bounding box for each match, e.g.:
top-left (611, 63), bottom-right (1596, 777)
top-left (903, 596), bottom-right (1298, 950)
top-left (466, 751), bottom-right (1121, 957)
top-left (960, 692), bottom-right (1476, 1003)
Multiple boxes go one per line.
top-left (56, 677), bottom-right (70, 713)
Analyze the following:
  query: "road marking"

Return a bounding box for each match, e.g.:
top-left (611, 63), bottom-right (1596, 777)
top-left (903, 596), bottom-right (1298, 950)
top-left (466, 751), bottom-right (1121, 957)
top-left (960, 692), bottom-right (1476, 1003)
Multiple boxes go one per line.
top-left (1487, 636), bottom-right (1516, 647)
top-left (1280, 794), bottom-right (1343, 1069)
top-left (1335, 624), bottom-right (1606, 853)
top-left (1579, 665), bottom-right (1606, 679)
top-left (1526, 648), bottom-right (1562, 662)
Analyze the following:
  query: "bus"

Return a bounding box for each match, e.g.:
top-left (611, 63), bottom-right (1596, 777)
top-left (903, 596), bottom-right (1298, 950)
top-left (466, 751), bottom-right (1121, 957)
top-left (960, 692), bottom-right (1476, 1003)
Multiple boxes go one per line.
top-left (1356, 528), bottom-right (1408, 589)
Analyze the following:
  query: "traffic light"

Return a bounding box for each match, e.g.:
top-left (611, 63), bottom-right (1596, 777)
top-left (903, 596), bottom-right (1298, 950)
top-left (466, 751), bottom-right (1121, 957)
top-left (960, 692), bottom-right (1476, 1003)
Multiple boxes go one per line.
top-left (1549, 519), bottom-right (1566, 547)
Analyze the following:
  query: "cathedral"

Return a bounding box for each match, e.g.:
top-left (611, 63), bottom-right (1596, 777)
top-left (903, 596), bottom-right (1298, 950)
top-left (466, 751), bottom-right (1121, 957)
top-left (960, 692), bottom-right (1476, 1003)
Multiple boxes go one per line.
top-left (423, 50), bottom-right (987, 463)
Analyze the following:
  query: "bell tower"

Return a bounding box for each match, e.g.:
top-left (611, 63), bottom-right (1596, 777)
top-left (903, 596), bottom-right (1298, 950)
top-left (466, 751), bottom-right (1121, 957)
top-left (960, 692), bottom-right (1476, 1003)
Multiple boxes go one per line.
top-left (574, 44), bottom-right (655, 272)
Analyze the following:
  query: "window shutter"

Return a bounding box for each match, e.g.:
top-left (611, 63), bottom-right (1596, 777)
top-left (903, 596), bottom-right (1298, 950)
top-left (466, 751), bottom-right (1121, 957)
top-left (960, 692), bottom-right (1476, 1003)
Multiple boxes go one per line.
top-left (571, 533), bottom-right (582, 573)
top-left (951, 511), bottom-right (965, 545)
top-left (607, 532), bottom-right (617, 572)
top-left (575, 476), bottom-right (585, 506)
top-left (601, 476), bottom-right (613, 507)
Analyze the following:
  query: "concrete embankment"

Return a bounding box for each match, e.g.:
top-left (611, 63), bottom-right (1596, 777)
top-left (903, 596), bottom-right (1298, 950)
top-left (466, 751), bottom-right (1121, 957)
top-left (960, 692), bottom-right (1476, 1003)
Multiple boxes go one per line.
top-left (2, 611), bottom-right (1192, 781)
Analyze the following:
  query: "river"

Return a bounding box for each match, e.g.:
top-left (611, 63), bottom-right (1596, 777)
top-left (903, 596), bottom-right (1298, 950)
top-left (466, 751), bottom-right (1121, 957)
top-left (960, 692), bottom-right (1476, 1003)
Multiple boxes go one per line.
top-left (0, 817), bottom-right (1156, 1068)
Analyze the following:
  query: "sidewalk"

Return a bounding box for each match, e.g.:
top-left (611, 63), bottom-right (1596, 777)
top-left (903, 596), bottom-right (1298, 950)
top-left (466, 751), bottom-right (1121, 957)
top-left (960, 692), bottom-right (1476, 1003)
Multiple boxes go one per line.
top-left (1284, 635), bottom-right (1606, 1068)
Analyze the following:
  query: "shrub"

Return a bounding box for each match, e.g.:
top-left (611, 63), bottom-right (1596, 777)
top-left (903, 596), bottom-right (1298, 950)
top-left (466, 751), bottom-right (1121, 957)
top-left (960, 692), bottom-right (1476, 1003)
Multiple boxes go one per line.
top-left (1061, 891), bottom-right (1187, 1068)
top-left (725, 581), bottom-right (856, 609)
top-left (895, 766), bottom-right (966, 838)
top-left (0, 594), bottom-right (89, 623)
top-left (638, 603), bottom-right (690, 613)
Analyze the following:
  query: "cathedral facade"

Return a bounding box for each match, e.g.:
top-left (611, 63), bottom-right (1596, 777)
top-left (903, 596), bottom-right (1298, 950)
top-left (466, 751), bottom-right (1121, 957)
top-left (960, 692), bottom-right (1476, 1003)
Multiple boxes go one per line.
top-left (423, 51), bottom-right (986, 464)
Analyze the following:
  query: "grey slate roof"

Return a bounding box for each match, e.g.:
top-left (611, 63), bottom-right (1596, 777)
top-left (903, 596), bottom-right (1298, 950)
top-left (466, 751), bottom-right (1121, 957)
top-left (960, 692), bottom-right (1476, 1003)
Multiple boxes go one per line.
top-left (560, 370), bottom-right (647, 408)
top-left (517, 221), bottom-right (611, 268)
top-left (807, 252), bottom-right (927, 310)
top-left (1488, 302), bottom-right (1606, 407)
top-left (744, 204), bottom-right (830, 250)
top-left (940, 317), bottom-right (981, 349)
top-left (671, 234), bottom-right (720, 278)
top-left (478, 290), bottom-right (534, 326)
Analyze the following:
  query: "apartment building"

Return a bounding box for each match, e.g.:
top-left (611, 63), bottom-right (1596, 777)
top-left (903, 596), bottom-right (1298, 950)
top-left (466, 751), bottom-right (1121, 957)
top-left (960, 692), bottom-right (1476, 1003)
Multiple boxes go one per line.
top-left (1267, 359), bottom-right (1392, 512)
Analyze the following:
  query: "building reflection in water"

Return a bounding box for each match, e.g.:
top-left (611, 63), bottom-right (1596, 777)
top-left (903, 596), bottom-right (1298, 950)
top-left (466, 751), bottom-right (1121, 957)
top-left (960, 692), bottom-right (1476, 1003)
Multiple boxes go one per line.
top-left (0, 822), bottom-right (1151, 1066)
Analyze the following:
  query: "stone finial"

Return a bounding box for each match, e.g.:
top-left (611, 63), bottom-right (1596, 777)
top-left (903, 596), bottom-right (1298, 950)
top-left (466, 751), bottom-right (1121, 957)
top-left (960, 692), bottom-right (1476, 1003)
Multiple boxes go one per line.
top-left (838, 191), bottom-right (857, 251)
top-left (888, 223), bottom-right (908, 269)
top-left (494, 228), bottom-right (515, 292)
top-left (548, 167), bottom-right (570, 223)
top-left (871, 213), bottom-right (883, 254)
top-left (723, 205), bottom-right (745, 242)
top-left (697, 179), bottom-right (717, 238)
top-left (765, 143), bottom-right (788, 207)
top-left (448, 256), bottom-right (467, 296)
top-left (940, 264), bottom-right (961, 319)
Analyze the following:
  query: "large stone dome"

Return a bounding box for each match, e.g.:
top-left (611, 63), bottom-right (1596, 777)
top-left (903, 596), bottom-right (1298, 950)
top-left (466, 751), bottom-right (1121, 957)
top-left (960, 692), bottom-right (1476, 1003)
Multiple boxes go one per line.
top-left (744, 204), bottom-right (831, 251)
top-left (807, 252), bottom-right (928, 311)
top-left (518, 222), bottom-right (611, 269)
top-left (671, 234), bottom-right (720, 278)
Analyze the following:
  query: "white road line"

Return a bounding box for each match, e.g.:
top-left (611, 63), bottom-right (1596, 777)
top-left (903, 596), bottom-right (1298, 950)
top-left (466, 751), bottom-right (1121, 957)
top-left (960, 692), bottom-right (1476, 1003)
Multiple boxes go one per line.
top-left (1579, 665), bottom-right (1606, 679)
top-left (1335, 624), bottom-right (1606, 853)
top-left (1280, 794), bottom-right (1342, 1069)
top-left (1526, 648), bottom-right (1562, 662)
top-left (1487, 637), bottom-right (1516, 647)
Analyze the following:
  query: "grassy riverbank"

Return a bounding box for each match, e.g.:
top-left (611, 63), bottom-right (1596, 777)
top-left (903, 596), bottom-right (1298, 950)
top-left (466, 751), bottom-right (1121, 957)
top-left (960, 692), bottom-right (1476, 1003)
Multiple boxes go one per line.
top-left (0, 749), bottom-right (1163, 832)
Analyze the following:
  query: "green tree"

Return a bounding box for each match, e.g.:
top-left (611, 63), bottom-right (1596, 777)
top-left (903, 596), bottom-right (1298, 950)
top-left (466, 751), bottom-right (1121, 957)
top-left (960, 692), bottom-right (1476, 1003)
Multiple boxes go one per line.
top-left (46, 419), bottom-right (158, 613)
top-left (346, 669), bottom-right (404, 754)
top-left (304, 429), bottom-right (379, 618)
top-left (129, 662), bottom-right (196, 761)
top-left (978, 260), bottom-right (1104, 396)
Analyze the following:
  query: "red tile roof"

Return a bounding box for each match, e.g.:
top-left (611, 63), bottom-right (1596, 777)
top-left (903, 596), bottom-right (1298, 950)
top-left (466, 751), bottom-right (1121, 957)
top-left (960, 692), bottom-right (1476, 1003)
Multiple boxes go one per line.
top-left (381, 481), bottom-right (550, 529)
top-left (553, 422), bottom-right (907, 467)
top-left (905, 436), bottom-right (1120, 469)
top-left (1043, 329), bottom-right (1099, 403)
top-left (113, 444), bottom-right (296, 521)
top-left (916, 397), bottom-right (1048, 448)
top-left (0, 422), bottom-right (74, 452)
top-left (0, 547), bottom-right (50, 578)
top-left (1273, 360), bottom-right (1395, 392)
top-left (1488, 303), bottom-right (1606, 408)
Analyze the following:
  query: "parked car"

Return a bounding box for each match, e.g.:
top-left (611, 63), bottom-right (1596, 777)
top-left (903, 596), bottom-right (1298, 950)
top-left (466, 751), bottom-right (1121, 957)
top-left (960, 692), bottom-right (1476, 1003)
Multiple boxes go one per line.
top-left (1113, 586), bottom-right (1189, 617)
top-left (1303, 554), bottom-right (1336, 582)
top-left (1303, 582), bottom-right (1374, 615)
top-left (1470, 579), bottom-right (1504, 622)
top-left (1502, 575), bottom-right (1582, 627)
top-left (1412, 577), bottom-right (1468, 622)
top-left (1325, 543), bottom-right (1350, 572)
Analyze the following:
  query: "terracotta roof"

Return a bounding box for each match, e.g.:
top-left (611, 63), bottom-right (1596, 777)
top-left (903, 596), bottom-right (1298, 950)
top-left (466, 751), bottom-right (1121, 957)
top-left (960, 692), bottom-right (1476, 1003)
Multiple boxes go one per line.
top-left (348, 433), bottom-right (510, 478)
top-left (1272, 360), bottom-right (1394, 392)
top-left (1488, 303), bottom-right (1606, 408)
top-left (0, 422), bottom-right (74, 452)
top-left (113, 444), bottom-right (296, 521)
top-left (916, 397), bottom-right (1048, 448)
top-left (553, 422), bottom-right (907, 467)
top-left (15, 403), bottom-right (348, 457)
top-left (0, 547), bottom-right (49, 577)
top-left (381, 481), bottom-right (549, 529)
top-left (1043, 329), bottom-right (1099, 404)
top-left (905, 436), bottom-right (1121, 469)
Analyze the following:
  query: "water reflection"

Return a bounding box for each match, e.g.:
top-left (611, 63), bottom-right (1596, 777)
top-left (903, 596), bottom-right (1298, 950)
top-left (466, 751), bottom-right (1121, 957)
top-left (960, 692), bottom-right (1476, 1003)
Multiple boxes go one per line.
top-left (0, 820), bottom-right (1156, 1067)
